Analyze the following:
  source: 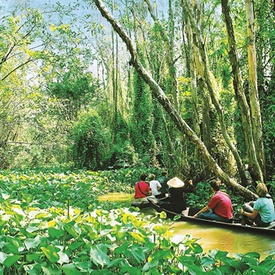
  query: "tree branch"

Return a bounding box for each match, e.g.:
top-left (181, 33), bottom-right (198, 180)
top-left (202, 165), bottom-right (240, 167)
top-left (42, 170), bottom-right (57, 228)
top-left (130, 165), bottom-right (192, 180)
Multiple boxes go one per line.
top-left (1, 58), bottom-right (33, 81)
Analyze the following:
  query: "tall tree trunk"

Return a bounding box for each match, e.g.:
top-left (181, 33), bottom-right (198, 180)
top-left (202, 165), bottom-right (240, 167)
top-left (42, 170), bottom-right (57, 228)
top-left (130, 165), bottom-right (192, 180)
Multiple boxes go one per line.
top-left (94, 0), bottom-right (258, 201)
top-left (221, 0), bottom-right (264, 183)
top-left (111, 1), bottom-right (118, 143)
top-left (181, 0), bottom-right (248, 185)
top-left (245, 0), bottom-right (265, 178)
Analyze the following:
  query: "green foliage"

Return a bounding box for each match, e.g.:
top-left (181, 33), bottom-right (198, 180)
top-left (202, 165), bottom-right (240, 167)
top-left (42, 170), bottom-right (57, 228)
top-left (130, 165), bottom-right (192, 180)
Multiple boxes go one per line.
top-left (130, 71), bottom-right (156, 162)
top-left (71, 111), bottom-right (111, 170)
top-left (47, 72), bottom-right (99, 120)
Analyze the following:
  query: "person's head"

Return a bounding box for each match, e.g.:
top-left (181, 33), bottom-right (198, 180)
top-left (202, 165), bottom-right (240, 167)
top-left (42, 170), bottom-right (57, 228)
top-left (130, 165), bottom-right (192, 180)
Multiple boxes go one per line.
top-left (256, 182), bottom-right (268, 197)
top-left (209, 179), bottom-right (221, 192)
top-left (162, 171), bottom-right (168, 177)
top-left (140, 173), bottom-right (147, 181)
top-left (148, 174), bottom-right (155, 180)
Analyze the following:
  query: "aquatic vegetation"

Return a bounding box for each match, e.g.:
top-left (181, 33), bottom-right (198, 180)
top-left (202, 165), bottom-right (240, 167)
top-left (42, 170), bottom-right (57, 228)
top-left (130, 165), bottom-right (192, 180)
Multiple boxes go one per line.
top-left (0, 169), bottom-right (274, 274)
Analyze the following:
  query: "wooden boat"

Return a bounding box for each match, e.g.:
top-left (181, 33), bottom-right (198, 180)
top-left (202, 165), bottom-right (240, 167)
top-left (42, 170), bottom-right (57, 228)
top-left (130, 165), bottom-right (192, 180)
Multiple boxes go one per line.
top-left (131, 200), bottom-right (151, 209)
top-left (148, 198), bottom-right (275, 236)
top-left (131, 195), bottom-right (169, 209)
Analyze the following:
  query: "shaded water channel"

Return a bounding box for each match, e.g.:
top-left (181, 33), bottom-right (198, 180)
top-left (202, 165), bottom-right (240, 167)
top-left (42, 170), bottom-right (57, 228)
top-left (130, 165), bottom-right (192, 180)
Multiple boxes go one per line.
top-left (98, 193), bottom-right (275, 258)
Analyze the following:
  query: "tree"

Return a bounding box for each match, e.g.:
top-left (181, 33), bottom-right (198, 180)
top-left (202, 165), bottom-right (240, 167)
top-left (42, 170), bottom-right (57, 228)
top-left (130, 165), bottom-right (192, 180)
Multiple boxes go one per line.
top-left (72, 110), bottom-right (110, 170)
top-left (221, 0), bottom-right (263, 184)
top-left (94, 0), bottom-right (257, 200)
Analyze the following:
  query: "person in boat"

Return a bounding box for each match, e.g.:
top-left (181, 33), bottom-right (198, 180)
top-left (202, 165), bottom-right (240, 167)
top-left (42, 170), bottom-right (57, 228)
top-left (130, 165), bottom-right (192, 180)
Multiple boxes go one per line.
top-left (148, 174), bottom-right (162, 198)
top-left (157, 171), bottom-right (169, 198)
top-left (240, 182), bottom-right (275, 227)
top-left (193, 179), bottom-right (233, 222)
top-left (133, 173), bottom-right (151, 203)
top-left (159, 177), bottom-right (193, 214)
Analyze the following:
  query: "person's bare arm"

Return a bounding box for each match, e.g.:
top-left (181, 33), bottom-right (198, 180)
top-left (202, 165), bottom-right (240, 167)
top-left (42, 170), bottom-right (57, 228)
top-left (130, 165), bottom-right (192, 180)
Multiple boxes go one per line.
top-left (193, 205), bottom-right (210, 218)
top-left (240, 208), bottom-right (258, 220)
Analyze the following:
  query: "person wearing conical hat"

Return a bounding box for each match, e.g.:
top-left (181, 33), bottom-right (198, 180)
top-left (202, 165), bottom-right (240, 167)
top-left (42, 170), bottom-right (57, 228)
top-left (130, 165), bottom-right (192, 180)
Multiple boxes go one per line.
top-left (159, 177), bottom-right (193, 214)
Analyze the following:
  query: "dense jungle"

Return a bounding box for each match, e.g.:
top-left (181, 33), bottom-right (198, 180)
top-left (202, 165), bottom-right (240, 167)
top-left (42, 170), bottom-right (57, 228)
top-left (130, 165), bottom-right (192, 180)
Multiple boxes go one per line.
top-left (0, 0), bottom-right (275, 273)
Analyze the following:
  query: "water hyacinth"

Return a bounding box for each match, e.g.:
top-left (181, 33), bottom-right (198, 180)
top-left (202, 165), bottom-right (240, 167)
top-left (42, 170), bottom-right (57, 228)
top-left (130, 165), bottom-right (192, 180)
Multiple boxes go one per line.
top-left (0, 168), bottom-right (274, 274)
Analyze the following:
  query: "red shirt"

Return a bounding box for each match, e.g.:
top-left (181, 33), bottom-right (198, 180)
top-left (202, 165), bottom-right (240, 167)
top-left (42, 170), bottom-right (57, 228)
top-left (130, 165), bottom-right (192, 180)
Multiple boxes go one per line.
top-left (134, 181), bottom-right (150, 199)
top-left (208, 191), bottom-right (233, 219)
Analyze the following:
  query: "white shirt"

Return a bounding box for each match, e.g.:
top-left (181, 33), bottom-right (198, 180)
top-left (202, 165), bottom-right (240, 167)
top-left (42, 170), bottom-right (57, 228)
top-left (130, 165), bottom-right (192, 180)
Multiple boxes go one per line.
top-left (149, 180), bottom-right (162, 196)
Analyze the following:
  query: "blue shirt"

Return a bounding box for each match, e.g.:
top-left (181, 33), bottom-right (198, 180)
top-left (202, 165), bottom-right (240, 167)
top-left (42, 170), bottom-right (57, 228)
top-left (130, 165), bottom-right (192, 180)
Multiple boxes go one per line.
top-left (254, 196), bottom-right (275, 223)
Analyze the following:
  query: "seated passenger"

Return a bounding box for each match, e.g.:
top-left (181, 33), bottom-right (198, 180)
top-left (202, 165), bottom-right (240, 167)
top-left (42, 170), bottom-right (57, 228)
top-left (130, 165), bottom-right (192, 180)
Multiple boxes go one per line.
top-left (160, 177), bottom-right (193, 214)
top-left (133, 173), bottom-right (151, 203)
top-left (157, 171), bottom-right (169, 198)
top-left (240, 182), bottom-right (275, 227)
top-left (193, 179), bottom-right (233, 222)
top-left (148, 174), bottom-right (162, 198)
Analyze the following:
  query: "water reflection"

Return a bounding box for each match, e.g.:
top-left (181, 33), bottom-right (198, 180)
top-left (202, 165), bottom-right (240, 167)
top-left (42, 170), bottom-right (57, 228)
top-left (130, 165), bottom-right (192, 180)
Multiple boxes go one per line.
top-left (171, 222), bottom-right (275, 258)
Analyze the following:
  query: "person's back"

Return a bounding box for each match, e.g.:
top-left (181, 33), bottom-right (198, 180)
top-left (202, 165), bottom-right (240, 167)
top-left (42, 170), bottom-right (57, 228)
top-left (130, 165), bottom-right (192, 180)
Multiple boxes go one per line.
top-left (254, 196), bottom-right (275, 223)
top-left (158, 171), bottom-right (169, 196)
top-left (194, 179), bottom-right (233, 222)
top-left (134, 173), bottom-right (151, 200)
top-left (169, 187), bottom-right (186, 213)
top-left (162, 177), bottom-right (188, 214)
top-left (241, 183), bottom-right (275, 226)
top-left (209, 190), bottom-right (233, 219)
top-left (149, 174), bottom-right (161, 197)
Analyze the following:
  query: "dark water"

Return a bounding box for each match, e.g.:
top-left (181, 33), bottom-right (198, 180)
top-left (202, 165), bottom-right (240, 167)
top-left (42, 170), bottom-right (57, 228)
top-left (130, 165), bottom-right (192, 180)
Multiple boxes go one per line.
top-left (98, 193), bottom-right (275, 258)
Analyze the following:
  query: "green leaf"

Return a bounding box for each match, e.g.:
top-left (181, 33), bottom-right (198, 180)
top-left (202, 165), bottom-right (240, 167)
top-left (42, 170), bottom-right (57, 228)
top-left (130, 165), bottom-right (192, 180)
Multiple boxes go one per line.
top-left (0, 252), bottom-right (8, 264)
top-left (24, 236), bottom-right (41, 250)
top-left (4, 237), bottom-right (22, 254)
top-left (48, 227), bottom-right (64, 239)
top-left (201, 256), bottom-right (216, 266)
top-left (23, 263), bottom-right (42, 274)
top-left (131, 246), bottom-right (145, 263)
top-left (173, 214), bottom-right (182, 221)
top-left (153, 224), bottom-right (167, 234)
top-left (26, 253), bottom-right (42, 263)
top-left (64, 223), bottom-right (79, 238)
top-left (129, 232), bottom-right (146, 243)
top-left (259, 258), bottom-right (275, 272)
top-left (62, 263), bottom-right (82, 275)
top-left (3, 255), bottom-right (22, 267)
top-left (107, 258), bottom-right (126, 268)
top-left (74, 261), bottom-right (91, 272)
top-left (159, 211), bottom-right (167, 219)
top-left (41, 265), bottom-right (62, 275)
top-left (121, 266), bottom-right (142, 275)
top-left (68, 241), bottom-right (84, 251)
top-left (41, 245), bottom-right (60, 263)
top-left (90, 247), bottom-right (110, 267)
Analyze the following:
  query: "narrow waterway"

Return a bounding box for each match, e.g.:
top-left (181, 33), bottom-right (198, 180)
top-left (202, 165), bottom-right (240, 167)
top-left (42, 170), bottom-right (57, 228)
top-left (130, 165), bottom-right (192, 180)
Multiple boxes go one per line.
top-left (98, 193), bottom-right (275, 258)
top-left (171, 222), bottom-right (275, 258)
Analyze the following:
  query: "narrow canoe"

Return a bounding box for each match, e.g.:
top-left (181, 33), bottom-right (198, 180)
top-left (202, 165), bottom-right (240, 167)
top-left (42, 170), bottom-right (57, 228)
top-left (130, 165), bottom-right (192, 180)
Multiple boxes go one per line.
top-left (131, 200), bottom-right (151, 209)
top-left (148, 198), bottom-right (275, 236)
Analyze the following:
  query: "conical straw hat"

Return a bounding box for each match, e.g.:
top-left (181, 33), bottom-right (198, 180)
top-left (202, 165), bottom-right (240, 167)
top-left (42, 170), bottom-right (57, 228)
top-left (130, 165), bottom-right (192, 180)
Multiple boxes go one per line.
top-left (167, 177), bottom-right (185, 188)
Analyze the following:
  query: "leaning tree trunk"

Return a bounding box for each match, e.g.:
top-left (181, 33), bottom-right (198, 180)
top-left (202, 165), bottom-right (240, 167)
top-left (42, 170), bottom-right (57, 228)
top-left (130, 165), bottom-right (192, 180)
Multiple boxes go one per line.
top-left (94, 0), bottom-right (258, 201)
